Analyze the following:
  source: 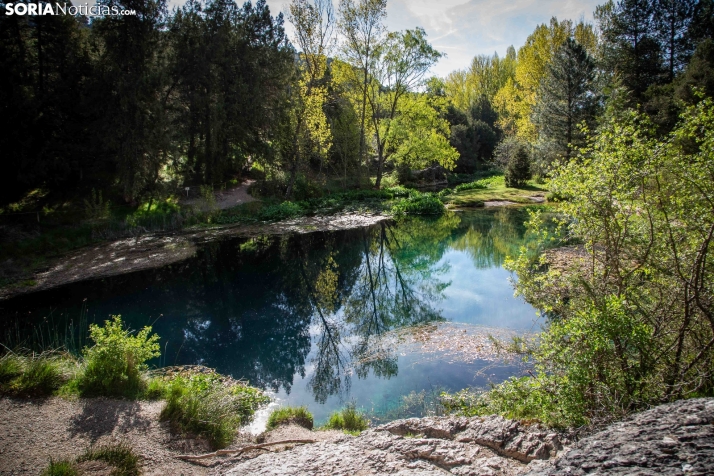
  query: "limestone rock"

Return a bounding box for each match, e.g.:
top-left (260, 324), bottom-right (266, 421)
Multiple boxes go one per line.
top-left (522, 398), bottom-right (714, 475)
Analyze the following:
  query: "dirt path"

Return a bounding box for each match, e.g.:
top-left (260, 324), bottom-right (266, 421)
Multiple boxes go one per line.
top-left (182, 180), bottom-right (256, 211)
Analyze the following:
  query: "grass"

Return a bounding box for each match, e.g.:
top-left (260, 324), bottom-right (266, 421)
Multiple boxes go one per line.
top-left (41, 460), bottom-right (78, 476)
top-left (78, 443), bottom-right (140, 476)
top-left (160, 373), bottom-right (270, 449)
top-left (0, 352), bottom-right (76, 397)
top-left (41, 443), bottom-right (140, 476)
top-left (266, 406), bottom-right (314, 431)
top-left (322, 405), bottom-right (369, 434)
top-left (443, 174), bottom-right (548, 208)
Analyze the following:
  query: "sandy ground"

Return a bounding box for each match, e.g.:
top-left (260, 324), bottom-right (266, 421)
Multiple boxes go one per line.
top-left (0, 397), bottom-right (214, 475)
top-left (0, 397), bottom-right (343, 476)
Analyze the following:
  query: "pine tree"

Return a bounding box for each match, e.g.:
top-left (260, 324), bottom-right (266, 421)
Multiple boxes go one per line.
top-left (598, 0), bottom-right (663, 97)
top-left (504, 146), bottom-right (531, 188)
top-left (653, 0), bottom-right (696, 81)
top-left (533, 38), bottom-right (598, 164)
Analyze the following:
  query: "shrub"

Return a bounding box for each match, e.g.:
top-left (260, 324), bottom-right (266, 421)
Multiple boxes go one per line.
top-left (78, 315), bottom-right (160, 397)
top-left (160, 373), bottom-right (269, 449)
top-left (258, 201), bottom-right (306, 221)
top-left (323, 404), bottom-right (369, 433)
top-left (266, 406), bottom-right (314, 430)
top-left (391, 194), bottom-right (444, 216)
top-left (504, 147), bottom-right (531, 188)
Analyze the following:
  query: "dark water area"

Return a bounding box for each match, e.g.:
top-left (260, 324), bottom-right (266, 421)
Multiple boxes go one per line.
top-left (0, 208), bottom-right (543, 427)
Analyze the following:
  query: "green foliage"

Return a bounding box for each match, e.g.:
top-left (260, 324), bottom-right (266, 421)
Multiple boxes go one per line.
top-left (391, 193), bottom-right (445, 216)
top-left (83, 189), bottom-right (111, 222)
top-left (504, 147), bottom-right (531, 188)
top-left (258, 201), bottom-right (307, 221)
top-left (0, 353), bottom-right (73, 397)
top-left (533, 37), bottom-right (598, 165)
top-left (77, 443), bottom-right (140, 476)
top-left (41, 443), bottom-right (140, 476)
top-left (78, 315), bottom-right (160, 397)
top-left (499, 99), bottom-right (714, 427)
top-left (143, 377), bottom-right (170, 400)
top-left (0, 353), bottom-right (23, 384)
top-left (266, 406), bottom-right (314, 430)
top-left (41, 460), bottom-right (78, 476)
top-left (160, 373), bottom-right (269, 449)
top-left (323, 404), bottom-right (369, 433)
top-left (453, 175), bottom-right (502, 192)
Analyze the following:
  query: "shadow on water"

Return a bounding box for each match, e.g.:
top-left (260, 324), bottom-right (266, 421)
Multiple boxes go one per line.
top-left (0, 207), bottom-right (543, 420)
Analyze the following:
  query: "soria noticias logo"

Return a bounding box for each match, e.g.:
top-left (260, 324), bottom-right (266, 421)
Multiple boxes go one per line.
top-left (4, 2), bottom-right (137, 16)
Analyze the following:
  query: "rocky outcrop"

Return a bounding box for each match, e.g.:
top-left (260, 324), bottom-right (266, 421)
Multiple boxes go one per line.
top-left (523, 398), bottom-right (714, 476)
top-left (378, 416), bottom-right (564, 463)
top-left (223, 399), bottom-right (714, 476)
top-left (224, 415), bottom-right (567, 475)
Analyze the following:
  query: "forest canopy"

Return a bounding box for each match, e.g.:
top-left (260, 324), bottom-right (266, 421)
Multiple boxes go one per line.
top-left (1, 0), bottom-right (713, 205)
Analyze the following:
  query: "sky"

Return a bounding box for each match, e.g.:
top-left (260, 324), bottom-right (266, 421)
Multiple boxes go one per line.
top-left (168, 0), bottom-right (603, 78)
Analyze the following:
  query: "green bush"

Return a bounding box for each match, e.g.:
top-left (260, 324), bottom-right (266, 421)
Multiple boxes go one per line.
top-left (41, 460), bottom-right (78, 476)
top-left (160, 373), bottom-right (269, 449)
top-left (323, 404), bottom-right (369, 433)
top-left (258, 201), bottom-right (306, 221)
top-left (78, 315), bottom-right (160, 397)
top-left (266, 406), bottom-right (314, 430)
top-left (391, 194), bottom-right (444, 216)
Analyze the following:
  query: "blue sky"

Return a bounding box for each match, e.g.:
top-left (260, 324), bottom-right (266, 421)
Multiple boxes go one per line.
top-left (169, 0), bottom-right (603, 77)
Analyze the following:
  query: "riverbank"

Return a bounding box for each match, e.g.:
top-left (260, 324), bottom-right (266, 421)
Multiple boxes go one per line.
top-left (0, 212), bottom-right (389, 300)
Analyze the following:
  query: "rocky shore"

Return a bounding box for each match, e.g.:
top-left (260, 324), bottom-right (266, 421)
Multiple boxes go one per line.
top-left (1, 397), bottom-right (711, 475)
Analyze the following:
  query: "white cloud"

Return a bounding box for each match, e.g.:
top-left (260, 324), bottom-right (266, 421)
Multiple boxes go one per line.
top-left (169, 0), bottom-right (602, 77)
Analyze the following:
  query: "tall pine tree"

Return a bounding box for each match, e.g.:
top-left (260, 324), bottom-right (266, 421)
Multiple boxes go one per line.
top-left (533, 38), bottom-right (598, 164)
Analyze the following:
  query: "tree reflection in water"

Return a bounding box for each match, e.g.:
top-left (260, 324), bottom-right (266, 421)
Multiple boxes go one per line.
top-left (0, 208), bottom-right (539, 405)
top-left (299, 216), bottom-right (458, 403)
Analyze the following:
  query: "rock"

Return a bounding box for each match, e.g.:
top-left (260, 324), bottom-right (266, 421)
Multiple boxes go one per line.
top-left (222, 399), bottom-right (714, 475)
top-left (456, 416), bottom-right (562, 462)
top-left (378, 416), bottom-right (562, 463)
top-left (522, 398), bottom-right (714, 475)
top-left (222, 415), bottom-right (564, 475)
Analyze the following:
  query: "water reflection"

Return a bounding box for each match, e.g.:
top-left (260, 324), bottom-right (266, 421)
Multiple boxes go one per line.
top-left (0, 207), bottom-right (540, 411)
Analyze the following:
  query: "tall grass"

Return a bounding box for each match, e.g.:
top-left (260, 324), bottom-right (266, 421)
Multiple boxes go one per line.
top-left (0, 352), bottom-right (75, 397)
top-left (323, 404), bottom-right (369, 434)
top-left (160, 373), bottom-right (270, 449)
top-left (266, 406), bottom-right (314, 430)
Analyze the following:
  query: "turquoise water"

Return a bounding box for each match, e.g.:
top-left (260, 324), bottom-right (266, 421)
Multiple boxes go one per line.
top-left (0, 208), bottom-right (541, 426)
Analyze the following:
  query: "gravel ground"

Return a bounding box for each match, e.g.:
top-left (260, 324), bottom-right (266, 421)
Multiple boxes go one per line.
top-left (0, 397), bottom-right (346, 476)
top-left (0, 397), bottom-right (218, 475)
